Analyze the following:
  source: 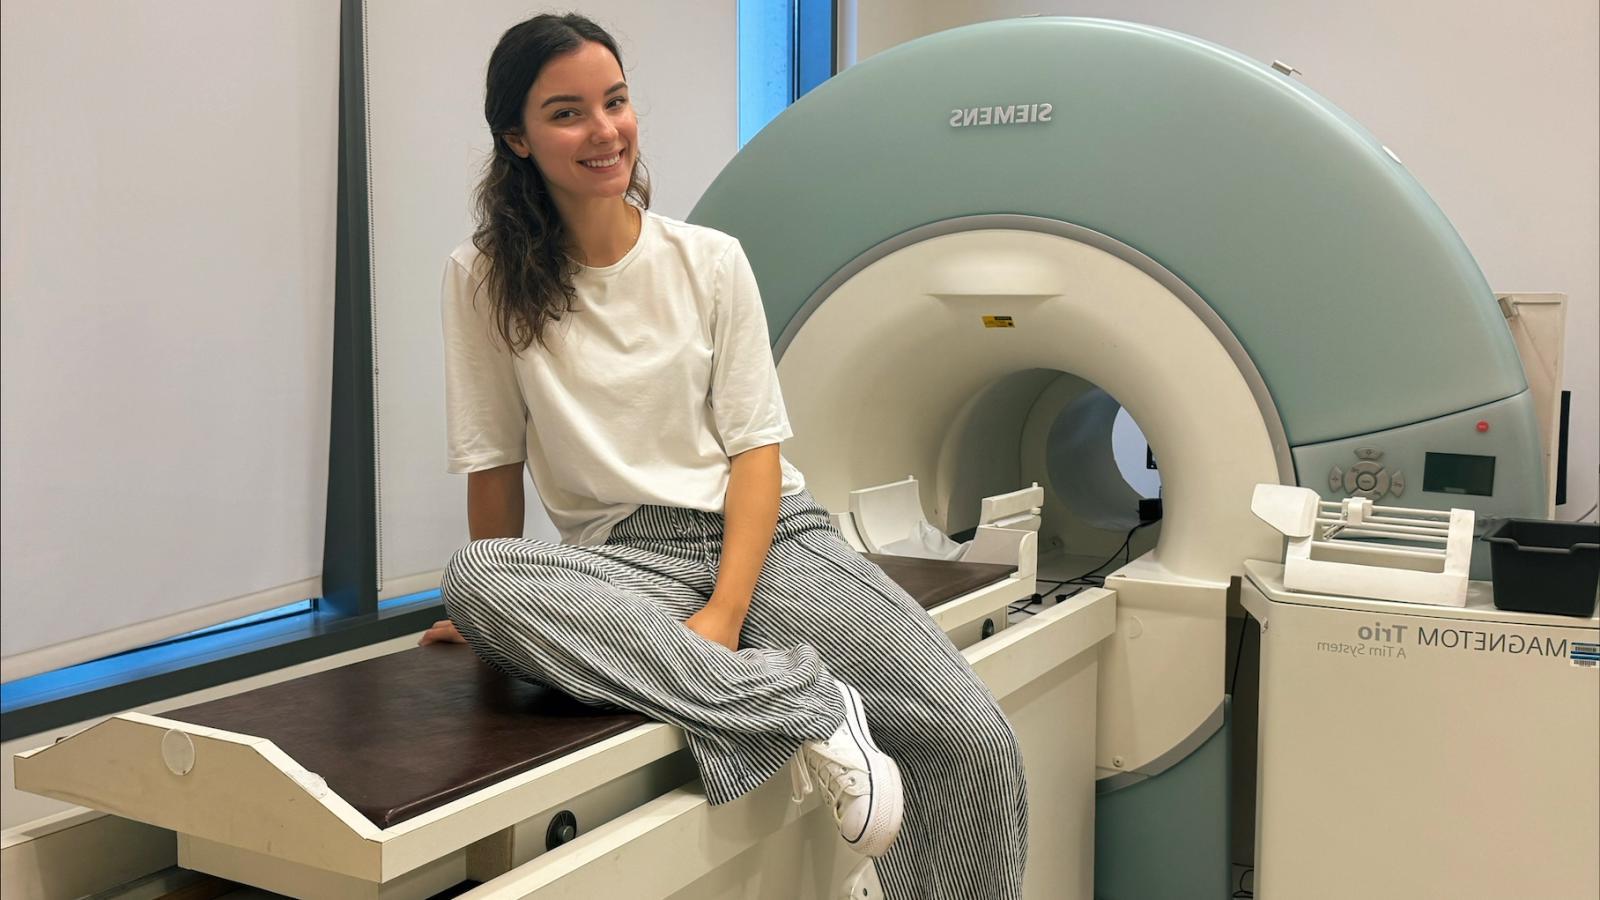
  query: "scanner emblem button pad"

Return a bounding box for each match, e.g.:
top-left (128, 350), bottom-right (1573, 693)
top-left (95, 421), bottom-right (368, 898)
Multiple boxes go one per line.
top-left (1328, 448), bottom-right (1403, 501)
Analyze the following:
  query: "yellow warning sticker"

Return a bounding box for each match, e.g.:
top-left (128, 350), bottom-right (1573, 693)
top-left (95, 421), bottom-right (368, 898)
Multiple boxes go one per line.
top-left (982, 315), bottom-right (1016, 328)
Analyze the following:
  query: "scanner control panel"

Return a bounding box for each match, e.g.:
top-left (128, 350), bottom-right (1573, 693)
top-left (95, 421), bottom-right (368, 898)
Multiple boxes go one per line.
top-left (1327, 447), bottom-right (1405, 502)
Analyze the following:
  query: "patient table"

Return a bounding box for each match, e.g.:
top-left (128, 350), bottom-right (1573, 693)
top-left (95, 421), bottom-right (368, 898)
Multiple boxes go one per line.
top-left (17, 536), bottom-right (1113, 899)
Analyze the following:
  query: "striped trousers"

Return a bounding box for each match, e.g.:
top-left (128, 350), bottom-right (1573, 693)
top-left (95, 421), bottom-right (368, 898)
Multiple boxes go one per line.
top-left (441, 490), bottom-right (1028, 899)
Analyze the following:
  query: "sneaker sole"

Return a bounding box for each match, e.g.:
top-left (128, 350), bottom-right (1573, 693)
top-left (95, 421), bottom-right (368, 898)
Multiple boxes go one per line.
top-left (838, 684), bottom-right (904, 858)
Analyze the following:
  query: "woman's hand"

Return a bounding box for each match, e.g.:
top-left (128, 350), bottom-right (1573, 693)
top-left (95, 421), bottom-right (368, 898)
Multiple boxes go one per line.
top-left (419, 619), bottom-right (467, 646)
top-left (683, 601), bottom-right (745, 652)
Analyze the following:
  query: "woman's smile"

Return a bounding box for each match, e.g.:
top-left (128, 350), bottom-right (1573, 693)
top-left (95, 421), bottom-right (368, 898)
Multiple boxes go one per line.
top-left (580, 150), bottom-right (626, 171)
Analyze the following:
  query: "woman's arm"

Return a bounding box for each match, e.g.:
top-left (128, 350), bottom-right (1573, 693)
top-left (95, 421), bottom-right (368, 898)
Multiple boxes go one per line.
top-left (420, 462), bottom-right (526, 646)
top-left (468, 462), bottom-right (526, 540)
top-left (684, 443), bottom-right (782, 650)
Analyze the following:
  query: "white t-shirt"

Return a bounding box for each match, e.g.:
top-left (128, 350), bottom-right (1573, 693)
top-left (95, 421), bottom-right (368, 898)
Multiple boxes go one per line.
top-left (441, 210), bottom-right (807, 546)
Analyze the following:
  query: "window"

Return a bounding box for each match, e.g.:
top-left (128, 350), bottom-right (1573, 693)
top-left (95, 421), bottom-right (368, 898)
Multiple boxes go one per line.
top-left (738, 0), bottom-right (835, 146)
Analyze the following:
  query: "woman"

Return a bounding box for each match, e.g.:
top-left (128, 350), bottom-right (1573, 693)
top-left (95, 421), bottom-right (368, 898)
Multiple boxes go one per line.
top-left (421, 13), bottom-right (1027, 897)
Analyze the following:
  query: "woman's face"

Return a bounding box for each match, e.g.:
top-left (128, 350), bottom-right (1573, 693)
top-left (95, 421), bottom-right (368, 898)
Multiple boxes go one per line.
top-left (509, 40), bottom-right (638, 209)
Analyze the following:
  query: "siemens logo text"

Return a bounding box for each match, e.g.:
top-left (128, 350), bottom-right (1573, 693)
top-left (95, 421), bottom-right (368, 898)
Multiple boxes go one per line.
top-left (949, 103), bottom-right (1053, 128)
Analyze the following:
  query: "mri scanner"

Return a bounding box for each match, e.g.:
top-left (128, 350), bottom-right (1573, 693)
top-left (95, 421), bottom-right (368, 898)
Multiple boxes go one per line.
top-left (12, 17), bottom-right (1596, 900)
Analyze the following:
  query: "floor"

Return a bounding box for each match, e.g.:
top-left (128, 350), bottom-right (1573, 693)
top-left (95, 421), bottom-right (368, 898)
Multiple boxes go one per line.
top-left (89, 868), bottom-right (481, 900)
top-left (110, 866), bottom-right (1257, 899)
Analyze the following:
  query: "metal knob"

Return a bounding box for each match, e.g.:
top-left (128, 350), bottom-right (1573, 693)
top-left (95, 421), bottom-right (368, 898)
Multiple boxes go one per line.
top-left (546, 810), bottom-right (579, 850)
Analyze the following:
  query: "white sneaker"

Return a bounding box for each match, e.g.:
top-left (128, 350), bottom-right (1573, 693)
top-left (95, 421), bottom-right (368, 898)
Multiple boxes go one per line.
top-left (791, 682), bottom-right (904, 858)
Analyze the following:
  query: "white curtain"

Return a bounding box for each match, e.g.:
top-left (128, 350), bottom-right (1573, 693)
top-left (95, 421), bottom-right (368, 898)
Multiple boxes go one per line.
top-left (0, 1), bottom-right (340, 681)
top-left (365, 1), bottom-right (740, 599)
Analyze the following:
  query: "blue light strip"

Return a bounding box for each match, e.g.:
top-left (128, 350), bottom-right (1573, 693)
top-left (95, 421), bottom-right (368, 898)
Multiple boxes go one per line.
top-left (2, 599), bottom-right (316, 713)
top-left (379, 587), bottom-right (442, 609)
top-left (159, 600), bottom-right (317, 643)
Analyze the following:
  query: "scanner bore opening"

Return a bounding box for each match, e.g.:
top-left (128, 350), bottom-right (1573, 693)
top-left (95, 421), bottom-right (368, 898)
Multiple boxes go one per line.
top-left (939, 368), bottom-right (1163, 581)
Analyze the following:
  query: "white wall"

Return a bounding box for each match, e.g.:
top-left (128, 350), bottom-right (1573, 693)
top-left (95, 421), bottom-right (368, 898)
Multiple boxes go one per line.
top-left (855, 0), bottom-right (1600, 521)
top-left (367, 2), bottom-right (740, 598)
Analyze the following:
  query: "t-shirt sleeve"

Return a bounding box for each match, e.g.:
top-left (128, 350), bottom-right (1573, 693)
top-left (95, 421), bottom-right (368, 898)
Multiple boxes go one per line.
top-left (708, 240), bottom-right (794, 457)
top-left (440, 254), bottom-right (528, 474)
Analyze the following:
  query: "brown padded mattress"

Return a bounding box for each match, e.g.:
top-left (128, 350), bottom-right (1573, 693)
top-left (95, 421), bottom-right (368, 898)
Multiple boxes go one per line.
top-left (166, 554), bottom-right (1014, 828)
top-left (863, 554), bottom-right (1014, 610)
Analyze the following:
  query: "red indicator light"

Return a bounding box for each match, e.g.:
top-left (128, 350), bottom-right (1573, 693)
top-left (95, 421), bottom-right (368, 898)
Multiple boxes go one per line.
top-left (1476, 421), bottom-right (1490, 433)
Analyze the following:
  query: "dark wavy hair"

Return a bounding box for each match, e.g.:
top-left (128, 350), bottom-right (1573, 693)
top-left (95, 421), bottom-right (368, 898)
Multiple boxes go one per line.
top-left (472, 13), bottom-right (651, 352)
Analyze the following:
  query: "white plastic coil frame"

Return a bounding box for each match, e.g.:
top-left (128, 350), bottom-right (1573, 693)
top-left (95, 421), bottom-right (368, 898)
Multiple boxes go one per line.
top-left (1251, 484), bottom-right (1474, 607)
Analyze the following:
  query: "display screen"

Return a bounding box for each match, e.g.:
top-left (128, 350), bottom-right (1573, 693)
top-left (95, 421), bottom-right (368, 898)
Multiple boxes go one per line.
top-left (1423, 452), bottom-right (1496, 496)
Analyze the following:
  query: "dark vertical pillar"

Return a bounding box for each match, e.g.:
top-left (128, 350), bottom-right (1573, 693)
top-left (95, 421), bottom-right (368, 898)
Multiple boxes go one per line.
top-left (322, 0), bottom-right (377, 618)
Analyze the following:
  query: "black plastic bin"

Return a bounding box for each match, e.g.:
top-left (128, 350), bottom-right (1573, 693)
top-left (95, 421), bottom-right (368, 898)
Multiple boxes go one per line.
top-left (1483, 519), bottom-right (1600, 618)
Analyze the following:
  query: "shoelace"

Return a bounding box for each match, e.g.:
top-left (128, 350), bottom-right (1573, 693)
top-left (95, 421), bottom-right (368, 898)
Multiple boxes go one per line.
top-left (790, 748), bottom-right (868, 815)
